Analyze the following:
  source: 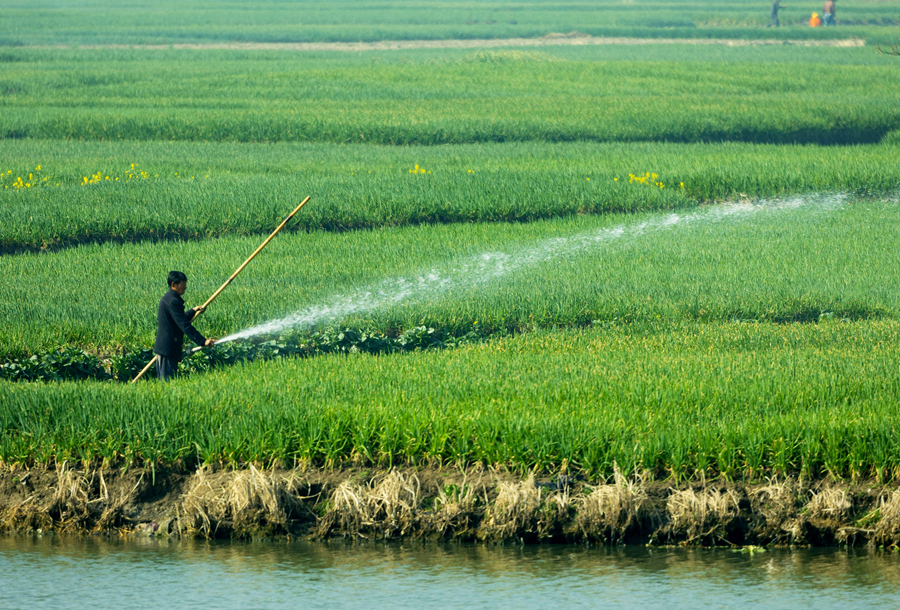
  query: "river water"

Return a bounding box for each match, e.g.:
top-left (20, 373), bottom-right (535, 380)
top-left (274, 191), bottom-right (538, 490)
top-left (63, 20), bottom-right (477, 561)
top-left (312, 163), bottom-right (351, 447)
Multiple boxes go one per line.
top-left (2, 536), bottom-right (898, 609)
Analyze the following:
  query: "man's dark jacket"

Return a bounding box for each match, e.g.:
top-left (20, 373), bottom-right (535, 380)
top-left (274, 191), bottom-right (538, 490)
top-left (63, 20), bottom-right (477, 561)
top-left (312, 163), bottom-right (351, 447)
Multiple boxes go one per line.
top-left (153, 289), bottom-right (207, 362)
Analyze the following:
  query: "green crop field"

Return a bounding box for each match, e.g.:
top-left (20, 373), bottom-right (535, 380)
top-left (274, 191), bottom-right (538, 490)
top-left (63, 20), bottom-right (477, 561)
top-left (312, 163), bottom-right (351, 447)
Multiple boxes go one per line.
top-left (1, 196), bottom-right (899, 357)
top-left (3, 139), bottom-right (900, 252)
top-left (3, 321), bottom-right (900, 481)
top-left (2, 1), bottom-right (900, 479)
top-left (2, 46), bottom-right (900, 147)
top-left (3, 0), bottom-right (899, 46)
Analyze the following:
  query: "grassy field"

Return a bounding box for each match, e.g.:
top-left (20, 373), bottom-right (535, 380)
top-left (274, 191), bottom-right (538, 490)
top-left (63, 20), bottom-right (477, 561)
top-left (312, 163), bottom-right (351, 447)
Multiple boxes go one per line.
top-left (3, 138), bottom-right (900, 252)
top-left (2, 47), bottom-right (899, 147)
top-left (3, 321), bottom-right (900, 481)
top-left (3, 0), bottom-right (899, 46)
top-left (1, 196), bottom-right (898, 358)
top-left (2, 7), bottom-right (900, 478)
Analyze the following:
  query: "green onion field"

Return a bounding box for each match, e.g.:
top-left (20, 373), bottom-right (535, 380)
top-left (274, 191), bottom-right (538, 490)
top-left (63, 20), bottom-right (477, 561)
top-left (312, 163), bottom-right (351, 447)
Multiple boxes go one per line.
top-left (2, 0), bottom-right (900, 481)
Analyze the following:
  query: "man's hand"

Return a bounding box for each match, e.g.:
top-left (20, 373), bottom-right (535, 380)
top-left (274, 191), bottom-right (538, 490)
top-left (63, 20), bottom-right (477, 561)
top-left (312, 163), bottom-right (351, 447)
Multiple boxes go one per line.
top-left (194, 305), bottom-right (207, 315)
top-left (205, 338), bottom-right (216, 347)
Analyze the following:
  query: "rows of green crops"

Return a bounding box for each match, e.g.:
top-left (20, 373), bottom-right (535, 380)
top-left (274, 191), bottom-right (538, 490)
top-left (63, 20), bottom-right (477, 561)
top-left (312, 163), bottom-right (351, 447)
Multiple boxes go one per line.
top-left (2, 46), bottom-right (900, 147)
top-left (3, 0), bottom-right (899, 46)
top-left (3, 139), bottom-right (900, 251)
top-left (3, 320), bottom-right (899, 481)
top-left (1, 196), bottom-right (897, 358)
top-left (3, 10), bottom-right (900, 477)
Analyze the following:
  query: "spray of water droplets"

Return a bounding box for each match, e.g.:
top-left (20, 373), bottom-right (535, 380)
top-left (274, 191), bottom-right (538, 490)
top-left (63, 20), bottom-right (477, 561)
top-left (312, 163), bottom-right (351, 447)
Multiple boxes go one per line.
top-left (216, 193), bottom-right (846, 344)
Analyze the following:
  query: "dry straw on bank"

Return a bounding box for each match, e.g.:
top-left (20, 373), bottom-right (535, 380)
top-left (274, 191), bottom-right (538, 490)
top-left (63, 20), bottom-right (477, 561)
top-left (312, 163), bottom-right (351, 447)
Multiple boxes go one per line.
top-left (431, 475), bottom-right (483, 538)
top-left (52, 461), bottom-right (92, 524)
top-left (179, 464), bottom-right (309, 537)
top-left (478, 474), bottom-right (545, 541)
top-left (806, 488), bottom-right (853, 522)
top-left (2, 462), bottom-right (145, 533)
top-left (317, 470), bottom-right (421, 539)
top-left (749, 477), bottom-right (802, 542)
top-left (576, 465), bottom-right (648, 542)
top-left (664, 487), bottom-right (741, 543)
top-left (872, 490), bottom-right (900, 546)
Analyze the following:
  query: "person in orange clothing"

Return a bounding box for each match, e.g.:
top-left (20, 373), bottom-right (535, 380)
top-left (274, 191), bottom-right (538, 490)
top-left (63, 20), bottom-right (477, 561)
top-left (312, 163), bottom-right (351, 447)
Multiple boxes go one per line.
top-left (810, 12), bottom-right (822, 26)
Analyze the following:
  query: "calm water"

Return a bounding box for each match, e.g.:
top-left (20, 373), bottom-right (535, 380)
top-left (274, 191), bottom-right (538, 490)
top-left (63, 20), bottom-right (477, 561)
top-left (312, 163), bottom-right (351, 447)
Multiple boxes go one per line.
top-left (2, 535), bottom-right (899, 609)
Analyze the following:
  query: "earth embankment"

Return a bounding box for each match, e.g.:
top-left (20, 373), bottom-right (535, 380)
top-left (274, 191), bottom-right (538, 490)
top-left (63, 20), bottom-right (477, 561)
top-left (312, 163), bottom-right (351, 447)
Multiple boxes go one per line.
top-left (2, 464), bottom-right (896, 546)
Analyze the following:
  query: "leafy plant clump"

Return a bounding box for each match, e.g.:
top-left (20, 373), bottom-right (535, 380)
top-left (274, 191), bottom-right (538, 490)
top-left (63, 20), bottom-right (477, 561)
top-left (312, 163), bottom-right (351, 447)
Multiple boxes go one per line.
top-left (0, 325), bottom-right (486, 383)
top-left (0, 347), bottom-right (111, 382)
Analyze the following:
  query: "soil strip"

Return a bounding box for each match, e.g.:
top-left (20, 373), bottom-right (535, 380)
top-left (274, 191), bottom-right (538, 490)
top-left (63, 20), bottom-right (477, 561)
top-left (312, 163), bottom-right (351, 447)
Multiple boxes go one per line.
top-left (1, 464), bottom-right (894, 546)
top-left (44, 34), bottom-right (867, 52)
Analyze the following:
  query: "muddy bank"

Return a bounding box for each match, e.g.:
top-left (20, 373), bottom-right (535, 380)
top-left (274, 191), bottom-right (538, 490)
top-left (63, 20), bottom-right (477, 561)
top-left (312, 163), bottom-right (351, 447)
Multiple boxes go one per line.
top-left (2, 464), bottom-right (898, 546)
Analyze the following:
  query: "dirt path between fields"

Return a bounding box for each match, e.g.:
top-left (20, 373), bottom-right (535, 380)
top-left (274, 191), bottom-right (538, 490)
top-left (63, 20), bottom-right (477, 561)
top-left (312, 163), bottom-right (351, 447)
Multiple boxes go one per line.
top-left (65, 33), bottom-right (866, 52)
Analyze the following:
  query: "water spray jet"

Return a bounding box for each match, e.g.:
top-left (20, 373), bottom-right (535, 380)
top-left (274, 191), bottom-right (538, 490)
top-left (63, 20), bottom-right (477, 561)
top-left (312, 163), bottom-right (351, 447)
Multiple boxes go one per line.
top-left (213, 193), bottom-right (846, 346)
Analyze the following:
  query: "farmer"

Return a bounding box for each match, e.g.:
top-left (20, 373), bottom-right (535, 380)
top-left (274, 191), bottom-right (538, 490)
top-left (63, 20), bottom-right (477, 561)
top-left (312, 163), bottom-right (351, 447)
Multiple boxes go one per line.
top-left (154, 271), bottom-right (215, 381)
top-left (823, 0), bottom-right (836, 25)
top-left (768, 0), bottom-right (785, 26)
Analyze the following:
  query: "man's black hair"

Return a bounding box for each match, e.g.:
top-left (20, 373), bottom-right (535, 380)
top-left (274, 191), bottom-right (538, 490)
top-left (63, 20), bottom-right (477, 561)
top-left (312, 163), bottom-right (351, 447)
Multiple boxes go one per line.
top-left (167, 271), bottom-right (188, 287)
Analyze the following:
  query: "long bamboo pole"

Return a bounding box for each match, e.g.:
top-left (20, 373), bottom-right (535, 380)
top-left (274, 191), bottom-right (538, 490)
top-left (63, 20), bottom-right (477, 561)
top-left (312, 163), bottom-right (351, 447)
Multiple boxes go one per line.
top-left (131, 195), bottom-right (311, 383)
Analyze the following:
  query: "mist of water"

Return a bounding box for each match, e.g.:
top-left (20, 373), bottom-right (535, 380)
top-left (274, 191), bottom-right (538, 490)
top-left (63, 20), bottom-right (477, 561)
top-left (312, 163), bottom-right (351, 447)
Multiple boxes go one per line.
top-left (215, 193), bottom-right (845, 344)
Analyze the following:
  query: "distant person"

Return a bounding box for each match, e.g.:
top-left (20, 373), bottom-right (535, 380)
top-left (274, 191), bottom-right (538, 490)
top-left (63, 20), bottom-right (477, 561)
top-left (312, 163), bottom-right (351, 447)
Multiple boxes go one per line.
top-left (768, 0), bottom-right (784, 27)
top-left (154, 271), bottom-right (214, 381)
top-left (823, 0), bottom-right (836, 25)
top-left (810, 11), bottom-right (822, 26)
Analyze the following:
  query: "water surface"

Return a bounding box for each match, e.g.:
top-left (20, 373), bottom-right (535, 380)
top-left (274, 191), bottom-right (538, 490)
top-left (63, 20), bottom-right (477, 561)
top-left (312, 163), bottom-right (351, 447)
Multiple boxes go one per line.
top-left (2, 536), bottom-right (898, 609)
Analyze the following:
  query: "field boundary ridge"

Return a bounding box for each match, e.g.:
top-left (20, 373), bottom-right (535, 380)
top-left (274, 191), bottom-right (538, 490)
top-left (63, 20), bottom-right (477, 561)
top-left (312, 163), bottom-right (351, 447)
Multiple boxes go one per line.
top-left (32, 34), bottom-right (868, 52)
top-left (1, 464), bottom-right (895, 546)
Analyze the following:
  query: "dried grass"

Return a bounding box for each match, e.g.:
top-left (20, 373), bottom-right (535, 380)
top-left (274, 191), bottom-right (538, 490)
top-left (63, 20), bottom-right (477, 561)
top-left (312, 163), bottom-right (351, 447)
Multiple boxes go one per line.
top-left (576, 466), bottom-right (647, 542)
top-left (7, 462), bottom-right (146, 533)
top-left (95, 470), bottom-right (144, 531)
top-left (749, 477), bottom-right (802, 542)
top-left (431, 476), bottom-right (482, 538)
top-left (872, 490), bottom-right (900, 546)
top-left (537, 488), bottom-right (571, 539)
top-left (52, 461), bottom-right (92, 523)
top-left (318, 470), bottom-right (421, 539)
top-left (806, 488), bottom-right (852, 522)
top-left (665, 487), bottom-right (741, 543)
top-left (179, 464), bottom-right (308, 537)
top-left (478, 474), bottom-right (542, 541)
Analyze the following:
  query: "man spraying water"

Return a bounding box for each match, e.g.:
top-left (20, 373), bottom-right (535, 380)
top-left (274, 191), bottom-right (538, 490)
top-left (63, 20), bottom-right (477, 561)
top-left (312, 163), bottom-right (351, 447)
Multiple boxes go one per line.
top-left (154, 271), bottom-right (216, 381)
top-left (130, 196), bottom-right (311, 383)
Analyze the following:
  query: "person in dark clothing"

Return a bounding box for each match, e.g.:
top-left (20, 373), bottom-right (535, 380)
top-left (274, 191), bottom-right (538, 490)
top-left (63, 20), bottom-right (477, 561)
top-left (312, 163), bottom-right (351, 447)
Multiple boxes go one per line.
top-left (823, 0), bottom-right (836, 25)
top-left (154, 271), bottom-right (215, 381)
top-left (768, 0), bottom-right (785, 26)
